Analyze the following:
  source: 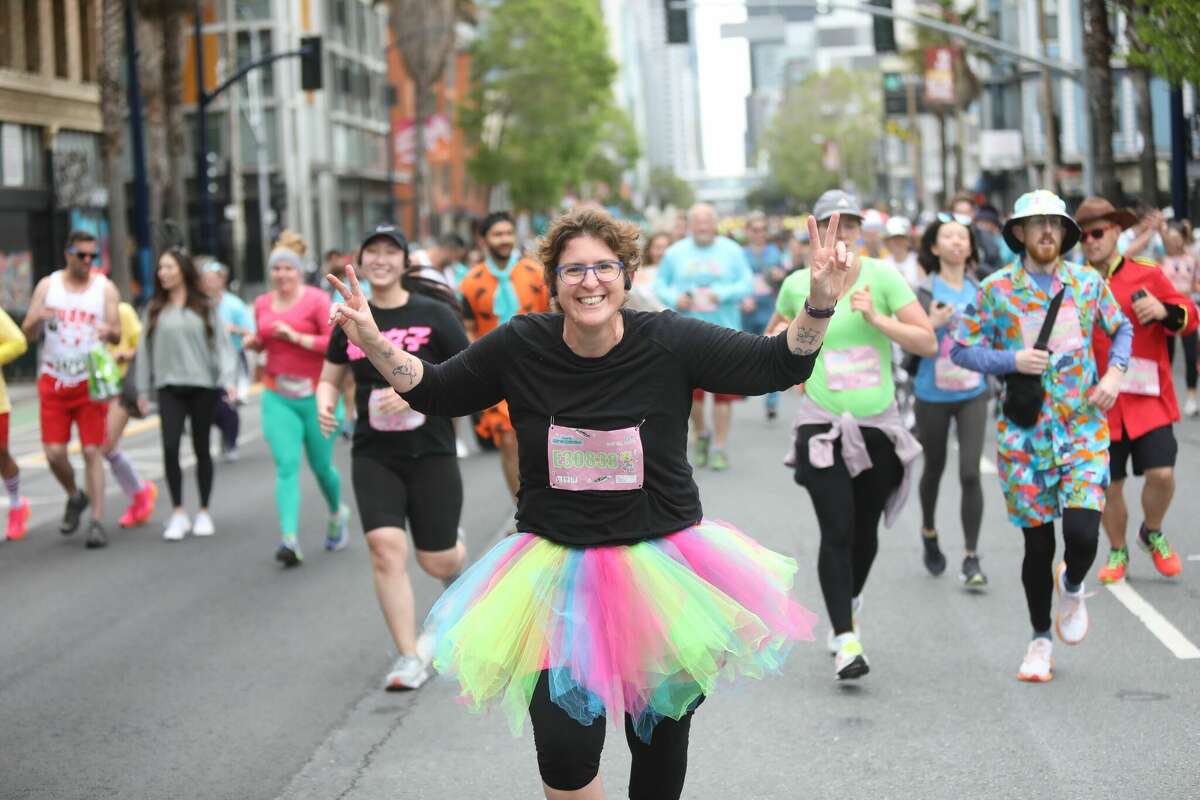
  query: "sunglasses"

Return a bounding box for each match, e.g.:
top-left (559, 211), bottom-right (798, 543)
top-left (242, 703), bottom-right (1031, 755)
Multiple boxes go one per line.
top-left (1084, 227), bottom-right (1110, 241)
top-left (69, 249), bottom-right (98, 261)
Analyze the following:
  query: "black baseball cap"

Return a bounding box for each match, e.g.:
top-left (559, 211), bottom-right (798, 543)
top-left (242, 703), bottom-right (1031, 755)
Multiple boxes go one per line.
top-left (358, 223), bottom-right (409, 261)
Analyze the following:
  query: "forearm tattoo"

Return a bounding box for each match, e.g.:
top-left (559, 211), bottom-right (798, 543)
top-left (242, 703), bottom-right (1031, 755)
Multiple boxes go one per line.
top-left (789, 324), bottom-right (823, 355)
top-left (391, 360), bottom-right (418, 388)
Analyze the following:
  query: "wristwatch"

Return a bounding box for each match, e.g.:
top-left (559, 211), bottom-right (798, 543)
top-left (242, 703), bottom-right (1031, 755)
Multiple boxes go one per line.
top-left (804, 299), bottom-right (836, 319)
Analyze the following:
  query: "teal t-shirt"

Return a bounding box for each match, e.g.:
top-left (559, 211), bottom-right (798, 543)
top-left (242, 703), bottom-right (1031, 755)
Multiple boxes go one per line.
top-left (775, 256), bottom-right (917, 418)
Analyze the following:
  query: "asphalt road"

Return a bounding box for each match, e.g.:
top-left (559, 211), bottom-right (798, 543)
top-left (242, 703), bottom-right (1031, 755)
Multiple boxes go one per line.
top-left (2, 382), bottom-right (1199, 799)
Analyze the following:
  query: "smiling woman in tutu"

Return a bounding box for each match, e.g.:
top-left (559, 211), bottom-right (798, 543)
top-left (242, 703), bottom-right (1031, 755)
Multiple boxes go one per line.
top-left (326, 206), bottom-right (855, 800)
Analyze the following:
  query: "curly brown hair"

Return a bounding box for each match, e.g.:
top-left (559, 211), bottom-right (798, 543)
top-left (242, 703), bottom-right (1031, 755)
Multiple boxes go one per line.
top-left (537, 208), bottom-right (643, 298)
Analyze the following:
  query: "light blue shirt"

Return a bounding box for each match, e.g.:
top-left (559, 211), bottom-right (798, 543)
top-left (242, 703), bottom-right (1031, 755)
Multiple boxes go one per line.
top-left (915, 276), bottom-right (989, 404)
top-left (217, 291), bottom-right (255, 353)
top-left (654, 236), bottom-right (754, 330)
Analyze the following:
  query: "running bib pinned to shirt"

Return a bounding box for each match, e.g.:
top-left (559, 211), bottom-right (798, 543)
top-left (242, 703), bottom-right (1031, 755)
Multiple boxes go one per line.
top-left (1119, 356), bottom-right (1161, 397)
top-left (1020, 299), bottom-right (1084, 353)
top-left (824, 346), bottom-right (882, 391)
top-left (273, 374), bottom-right (314, 399)
top-left (934, 334), bottom-right (982, 392)
top-left (367, 387), bottom-right (427, 431)
top-left (547, 422), bottom-right (644, 492)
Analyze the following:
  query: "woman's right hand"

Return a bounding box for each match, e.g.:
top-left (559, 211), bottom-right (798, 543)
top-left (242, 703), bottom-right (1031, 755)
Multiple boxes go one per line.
top-left (928, 302), bottom-right (955, 329)
top-left (327, 266), bottom-right (382, 352)
top-left (137, 397), bottom-right (150, 417)
top-left (317, 399), bottom-right (339, 437)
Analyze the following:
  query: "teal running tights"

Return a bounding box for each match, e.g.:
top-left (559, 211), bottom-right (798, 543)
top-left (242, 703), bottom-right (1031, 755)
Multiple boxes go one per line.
top-left (261, 389), bottom-right (340, 539)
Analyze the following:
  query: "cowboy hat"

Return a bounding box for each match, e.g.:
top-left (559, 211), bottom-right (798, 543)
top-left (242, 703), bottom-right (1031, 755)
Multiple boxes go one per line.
top-left (1073, 196), bottom-right (1138, 231)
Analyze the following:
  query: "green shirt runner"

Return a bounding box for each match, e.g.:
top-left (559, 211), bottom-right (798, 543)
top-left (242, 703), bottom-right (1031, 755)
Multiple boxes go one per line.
top-left (775, 256), bottom-right (917, 418)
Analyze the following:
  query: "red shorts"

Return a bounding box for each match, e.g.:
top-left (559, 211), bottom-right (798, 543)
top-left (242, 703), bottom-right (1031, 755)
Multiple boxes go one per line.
top-left (0, 411), bottom-right (8, 450)
top-left (38, 374), bottom-right (109, 447)
top-left (691, 390), bottom-right (743, 403)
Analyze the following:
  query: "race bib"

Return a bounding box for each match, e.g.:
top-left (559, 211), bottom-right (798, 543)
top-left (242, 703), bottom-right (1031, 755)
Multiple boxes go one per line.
top-left (547, 422), bottom-right (644, 492)
top-left (933, 334), bottom-right (982, 392)
top-left (690, 290), bottom-right (718, 313)
top-left (1020, 299), bottom-right (1084, 353)
top-left (51, 355), bottom-right (89, 379)
top-left (1120, 356), bottom-right (1160, 397)
top-left (824, 346), bottom-right (882, 391)
top-left (273, 374), bottom-right (314, 399)
top-left (367, 387), bottom-right (426, 431)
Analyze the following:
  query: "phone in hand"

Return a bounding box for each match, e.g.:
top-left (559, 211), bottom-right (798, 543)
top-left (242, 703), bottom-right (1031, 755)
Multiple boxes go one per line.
top-left (1131, 289), bottom-right (1148, 302)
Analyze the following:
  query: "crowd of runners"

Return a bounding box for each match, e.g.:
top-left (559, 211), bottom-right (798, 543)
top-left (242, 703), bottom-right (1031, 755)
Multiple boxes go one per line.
top-left (2, 185), bottom-right (1197, 799)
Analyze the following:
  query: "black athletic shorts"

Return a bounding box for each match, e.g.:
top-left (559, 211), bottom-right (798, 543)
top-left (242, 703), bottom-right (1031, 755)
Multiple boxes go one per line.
top-left (351, 452), bottom-right (462, 551)
top-left (1110, 424), bottom-right (1177, 482)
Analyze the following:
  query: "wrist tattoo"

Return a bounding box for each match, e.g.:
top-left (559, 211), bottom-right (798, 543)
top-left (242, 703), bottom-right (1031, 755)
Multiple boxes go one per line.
top-left (789, 325), bottom-right (822, 355)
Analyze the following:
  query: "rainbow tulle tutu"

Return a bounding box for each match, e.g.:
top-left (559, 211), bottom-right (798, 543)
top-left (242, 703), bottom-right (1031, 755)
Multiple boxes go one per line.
top-left (423, 519), bottom-right (818, 741)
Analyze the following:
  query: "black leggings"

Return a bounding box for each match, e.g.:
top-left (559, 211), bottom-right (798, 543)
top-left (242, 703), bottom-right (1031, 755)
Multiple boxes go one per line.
top-left (158, 386), bottom-right (218, 507)
top-left (914, 393), bottom-right (988, 551)
top-left (794, 424), bottom-right (903, 635)
top-left (1166, 331), bottom-right (1198, 389)
top-left (1021, 508), bottom-right (1101, 633)
top-left (528, 671), bottom-right (701, 798)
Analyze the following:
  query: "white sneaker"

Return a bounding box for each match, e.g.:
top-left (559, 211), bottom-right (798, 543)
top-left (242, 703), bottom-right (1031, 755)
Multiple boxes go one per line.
top-left (416, 631), bottom-right (436, 670)
top-left (385, 655), bottom-right (430, 691)
top-left (1055, 562), bottom-right (1090, 645)
top-left (192, 511), bottom-right (215, 537)
top-left (163, 512), bottom-right (191, 541)
top-left (826, 595), bottom-right (863, 654)
top-left (325, 504), bottom-right (351, 551)
top-left (1017, 638), bottom-right (1054, 682)
top-left (833, 633), bottom-right (869, 680)
top-left (1186, 398), bottom-right (1198, 417)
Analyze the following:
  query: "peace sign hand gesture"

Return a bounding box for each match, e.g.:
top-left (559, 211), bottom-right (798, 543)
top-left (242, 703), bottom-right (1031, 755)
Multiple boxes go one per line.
top-left (327, 266), bottom-right (382, 351)
top-left (806, 212), bottom-right (855, 310)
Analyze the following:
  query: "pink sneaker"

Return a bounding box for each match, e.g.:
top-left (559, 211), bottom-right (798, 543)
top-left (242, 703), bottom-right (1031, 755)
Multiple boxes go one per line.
top-left (6, 498), bottom-right (31, 540)
top-left (135, 482), bottom-right (158, 525)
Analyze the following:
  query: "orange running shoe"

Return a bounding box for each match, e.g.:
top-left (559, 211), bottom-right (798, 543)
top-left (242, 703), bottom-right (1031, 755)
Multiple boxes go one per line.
top-left (1138, 526), bottom-right (1182, 578)
top-left (6, 498), bottom-right (31, 540)
top-left (1097, 548), bottom-right (1128, 584)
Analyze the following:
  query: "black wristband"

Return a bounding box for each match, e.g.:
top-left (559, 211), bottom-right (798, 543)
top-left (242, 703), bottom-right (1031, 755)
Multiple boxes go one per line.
top-left (804, 299), bottom-right (836, 319)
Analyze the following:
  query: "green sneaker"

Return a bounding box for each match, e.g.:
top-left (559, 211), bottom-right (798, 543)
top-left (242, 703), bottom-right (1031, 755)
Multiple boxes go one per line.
top-left (1097, 547), bottom-right (1128, 584)
top-left (709, 450), bottom-right (730, 471)
top-left (692, 434), bottom-right (711, 468)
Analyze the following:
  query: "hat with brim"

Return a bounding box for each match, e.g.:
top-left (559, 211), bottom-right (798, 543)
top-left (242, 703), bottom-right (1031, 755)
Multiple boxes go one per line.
top-left (358, 223), bottom-right (409, 263)
top-left (1001, 190), bottom-right (1081, 254)
top-left (1074, 196), bottom-right (1138, 232)
top-left (812, 189), bottom-right (864, 223)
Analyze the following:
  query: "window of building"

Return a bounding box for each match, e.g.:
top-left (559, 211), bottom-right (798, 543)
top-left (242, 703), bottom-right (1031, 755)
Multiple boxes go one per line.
top-left (53, 0), bottom-right (69, 78)
top-left (230, 30), bottom-right (275, 100)
top-left (78, 0), bottom-right (96, 81)
top-left (24, 0), bottom-right (41, 72)
top-left (816, 27), bottom-right (862, 49)
top-left (0, 124), bottom-right (46, 188)
top-left (332, 0), bottom-right (349, 41)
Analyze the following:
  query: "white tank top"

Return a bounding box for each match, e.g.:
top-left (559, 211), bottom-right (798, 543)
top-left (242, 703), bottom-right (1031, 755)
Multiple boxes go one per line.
top-left (41, 270), bottom-right (109, 386)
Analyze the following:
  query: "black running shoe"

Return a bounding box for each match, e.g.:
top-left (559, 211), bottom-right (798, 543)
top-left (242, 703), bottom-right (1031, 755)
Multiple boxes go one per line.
top-left (961, 555), bottom-right (988, 589)
top-left (85, 520), bottom-right (108, 549)
top-left (922, 533), bottom-right (946, 576)
top-left (275, 540), bottom-right (303, 568)
top-left (60, 492), bottom-right (89, 535)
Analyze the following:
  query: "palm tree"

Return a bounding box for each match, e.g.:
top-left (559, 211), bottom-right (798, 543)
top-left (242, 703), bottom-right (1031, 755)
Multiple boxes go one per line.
top-left (1120, 0), bottom-right (1160, 204)
top-left (382, 0), bottom-right (461, 239)
top-left (1083, 0), bottom-right (1120, 198)
top-left (100, 0), bottom-right (132, 295)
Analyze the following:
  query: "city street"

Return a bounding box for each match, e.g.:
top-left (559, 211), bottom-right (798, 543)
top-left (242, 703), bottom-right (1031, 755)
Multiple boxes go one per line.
top-left (1, 376), bottom-right (1198, 800)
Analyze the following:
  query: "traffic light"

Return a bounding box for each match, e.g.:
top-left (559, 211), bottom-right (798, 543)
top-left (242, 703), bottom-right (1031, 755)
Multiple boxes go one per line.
top-left (665, 0), bottom-right (689, 44)
top-left (870, 0), bottom-right (896, 53)
top-left (300, 36), bottom-right (323, 91)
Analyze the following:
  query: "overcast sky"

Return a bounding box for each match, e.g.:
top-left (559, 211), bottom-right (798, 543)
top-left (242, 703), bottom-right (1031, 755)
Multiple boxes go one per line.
top-left (694, 1), bottom-right (751, 177)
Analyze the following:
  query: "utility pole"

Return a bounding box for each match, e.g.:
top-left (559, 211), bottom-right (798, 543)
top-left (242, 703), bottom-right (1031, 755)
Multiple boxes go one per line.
top-left (246, 23), bottom-right (273, 273)
top-left (905, 75), bottom-right (925, 211)
top-left (1035, 0), bottom-right (1060, 194)
top-left (226, 0), bottom-right (245, 275)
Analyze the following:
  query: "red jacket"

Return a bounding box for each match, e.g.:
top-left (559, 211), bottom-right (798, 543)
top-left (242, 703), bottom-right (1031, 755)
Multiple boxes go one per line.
top-left (1093, 256), bottom-right (1199, 440)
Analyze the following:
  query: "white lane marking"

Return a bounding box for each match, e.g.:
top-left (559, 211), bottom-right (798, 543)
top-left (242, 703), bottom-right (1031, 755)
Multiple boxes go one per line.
top-left (1106, 581), bottom-right (1200, 660)
top-left (980, 455), bottom-right (998, 475)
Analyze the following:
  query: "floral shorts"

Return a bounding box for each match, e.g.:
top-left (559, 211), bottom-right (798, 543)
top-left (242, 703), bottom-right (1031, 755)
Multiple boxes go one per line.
top-left (998, 453), bottom-right (1109, 528)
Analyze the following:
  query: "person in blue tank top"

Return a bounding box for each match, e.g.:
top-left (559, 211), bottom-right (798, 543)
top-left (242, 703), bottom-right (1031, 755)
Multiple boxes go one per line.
top-left (911, 217), bottom-right (990, 588)
top-left (740, 211), bottom-right (787, 419)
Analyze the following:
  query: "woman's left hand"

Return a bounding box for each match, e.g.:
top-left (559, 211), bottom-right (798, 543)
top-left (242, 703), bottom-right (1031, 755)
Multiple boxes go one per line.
top-left (271, 321), bottom-right (298, 343)
top-left (807, 212), bottom-right (855, 309)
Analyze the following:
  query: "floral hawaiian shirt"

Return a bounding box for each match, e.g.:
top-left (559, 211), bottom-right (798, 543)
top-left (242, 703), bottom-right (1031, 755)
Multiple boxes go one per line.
top-left (953, 258), bottom-right (1127, 471)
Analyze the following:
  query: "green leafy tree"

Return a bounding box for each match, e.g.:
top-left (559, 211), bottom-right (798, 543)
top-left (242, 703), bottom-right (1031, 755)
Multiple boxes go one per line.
top-left (462, 0), bottom-right (620, 212)
top-left (646, 166), bottom-right (695, 210)
top-left (1124, 0), bottom-right (1200, 84)
top-left (581, 106), bottom-right (641, 209)
top-left (763, 69), bottom-right (880, 203)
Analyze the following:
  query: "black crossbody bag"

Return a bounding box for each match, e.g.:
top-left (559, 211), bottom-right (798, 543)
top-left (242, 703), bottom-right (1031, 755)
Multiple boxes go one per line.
top-left (1003, 288), bottom-right (1064, 429)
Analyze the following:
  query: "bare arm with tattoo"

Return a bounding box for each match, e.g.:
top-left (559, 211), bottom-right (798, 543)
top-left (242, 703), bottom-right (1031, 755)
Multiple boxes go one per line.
top-left (326, 267), bottom-right (427, 395)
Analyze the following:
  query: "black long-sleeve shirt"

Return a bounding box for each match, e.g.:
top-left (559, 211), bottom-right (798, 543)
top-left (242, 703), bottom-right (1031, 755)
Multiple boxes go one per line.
top-left (402, 310), bottom-right (818, 545)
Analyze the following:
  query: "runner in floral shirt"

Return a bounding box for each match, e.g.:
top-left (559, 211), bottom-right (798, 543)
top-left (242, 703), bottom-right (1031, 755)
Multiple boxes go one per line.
top-left (950, 190), bottom-right (1132, 685)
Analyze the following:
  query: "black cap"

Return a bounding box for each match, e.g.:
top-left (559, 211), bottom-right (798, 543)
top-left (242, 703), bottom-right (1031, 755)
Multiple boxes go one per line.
top-left (358, 223), bottom-right (409, 261)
